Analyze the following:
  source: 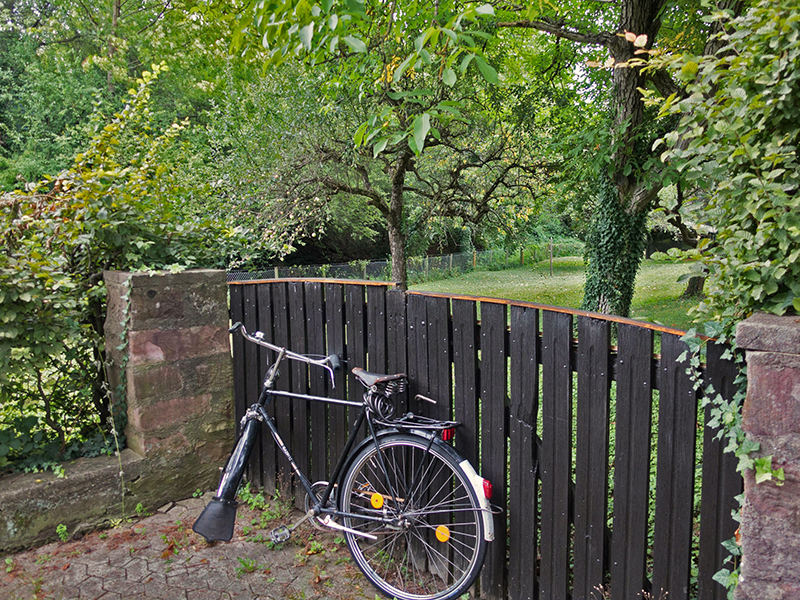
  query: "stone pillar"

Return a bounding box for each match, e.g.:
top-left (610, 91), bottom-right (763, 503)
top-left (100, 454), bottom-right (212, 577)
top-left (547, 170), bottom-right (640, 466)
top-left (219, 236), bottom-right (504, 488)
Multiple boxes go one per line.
top-left (735, 313), bottom-right (800, 600)
top-left (104, 269), bottom-right (233, 506)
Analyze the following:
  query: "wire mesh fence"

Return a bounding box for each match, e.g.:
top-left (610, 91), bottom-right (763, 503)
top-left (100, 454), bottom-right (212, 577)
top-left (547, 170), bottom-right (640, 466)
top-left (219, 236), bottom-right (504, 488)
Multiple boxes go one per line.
top-left (227, 240), bottom-right (585, 284)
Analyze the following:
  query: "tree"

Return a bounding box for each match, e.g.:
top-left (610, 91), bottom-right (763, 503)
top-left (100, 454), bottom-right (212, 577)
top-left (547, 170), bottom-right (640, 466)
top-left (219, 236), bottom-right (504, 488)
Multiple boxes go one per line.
top-left (230, 0), bottom-right (550, 287)
top-left (494, 0), bottom-right (745, 316)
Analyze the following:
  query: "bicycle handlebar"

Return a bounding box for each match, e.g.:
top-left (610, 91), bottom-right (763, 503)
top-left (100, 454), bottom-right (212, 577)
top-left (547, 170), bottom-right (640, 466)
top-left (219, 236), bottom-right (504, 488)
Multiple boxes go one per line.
top-left (229, 322), bottom-right (341, 387)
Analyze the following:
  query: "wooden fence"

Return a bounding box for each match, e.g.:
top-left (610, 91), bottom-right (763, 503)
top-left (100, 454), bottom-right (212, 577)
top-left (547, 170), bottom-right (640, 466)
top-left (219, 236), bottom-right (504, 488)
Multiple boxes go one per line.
top-left (228, 279), bottom-right (742, 600)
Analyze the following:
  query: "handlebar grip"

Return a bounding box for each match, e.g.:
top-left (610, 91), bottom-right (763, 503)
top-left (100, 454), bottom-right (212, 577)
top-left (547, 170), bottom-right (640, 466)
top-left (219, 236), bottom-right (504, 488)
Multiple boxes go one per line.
top-left (229, 322), bottom-right (243, 334)
top-left (328, 354), bottom-right (341, 373)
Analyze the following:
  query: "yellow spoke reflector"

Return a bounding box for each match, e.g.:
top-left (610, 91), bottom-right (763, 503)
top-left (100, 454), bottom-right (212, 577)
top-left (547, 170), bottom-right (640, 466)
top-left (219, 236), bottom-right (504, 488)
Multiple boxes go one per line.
top-left (435, 525), bottom-right (451, 543)
top-left (371, 492), bottom-right (385, 509)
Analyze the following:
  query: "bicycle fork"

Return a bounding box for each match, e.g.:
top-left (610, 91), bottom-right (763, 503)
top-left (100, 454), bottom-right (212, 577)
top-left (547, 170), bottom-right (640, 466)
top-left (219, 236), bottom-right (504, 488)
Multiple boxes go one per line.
top-left (193, 351), bottom-right (286, 542)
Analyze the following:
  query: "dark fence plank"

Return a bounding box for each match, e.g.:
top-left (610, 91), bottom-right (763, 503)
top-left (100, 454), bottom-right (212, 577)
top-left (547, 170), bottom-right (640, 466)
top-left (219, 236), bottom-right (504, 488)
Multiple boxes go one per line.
top-left (509, 305), bottom-right (540, 600)
top-left (427, 296), bottom-right (452, 423)
top-left (243, 283), bottom-right (263, 489)
top-left (367, 287), bottom-right (387, 374)
top-left (305, 282), bottom-right (328, 485)
top-left (452, 299), bottom-right (479, 467)
top-left (452, 298), bottom-right (480, 596)
top-left (325, 283), bottom-right (347, 472)
top-left (271, 282), bottom-right (293, 493)
top-left (610, 323), bottom-right (654, 600)
top-left (256, 283), bottom-right (277, 496)
top-left (574, 317), bottom-right (611, 600)
top-left (288, 282), bottom-right (309, 508)
top-left (698, 341), bottom-right (743, 600)
top-left (480, 301), bottom-right (508, 600)
top-left (386, 289), bottom-right (407, 375)
top-left (652, 333), bottom-right (698, 600)
top-left (540, 310), bottom-right (573, 600)
top-left (346, 285), bottom-right (367, 438)
top-left (406, 293), bottom-right (430, 404)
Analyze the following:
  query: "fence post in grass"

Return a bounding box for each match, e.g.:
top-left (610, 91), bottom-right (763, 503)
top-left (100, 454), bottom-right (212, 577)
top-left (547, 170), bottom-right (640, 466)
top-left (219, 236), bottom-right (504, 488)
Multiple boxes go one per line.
top-left (520, 248), bottom-right (524, 266)
top-left (549, 239), bottom-right (554, 276)
top-left (735, 313), bottom-right (800, 600)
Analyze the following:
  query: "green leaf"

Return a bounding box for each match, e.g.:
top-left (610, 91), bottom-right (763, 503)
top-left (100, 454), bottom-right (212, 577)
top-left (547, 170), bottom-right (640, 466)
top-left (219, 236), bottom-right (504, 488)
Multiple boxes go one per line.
top-left (392, 53), bottom-right (415, 83)
top-left (474, 56), bottom-right (498, 84)
top-left (298, 23), bottom-right (314, 51)
top-left (343, 35), bottom-right (367, 53)
top-left (459, 54), bottom-right (474, 73)
top-left (413, 113), bottom-right (431, 155)
top-left (353, 122), bottom-right (368, 146)
top-left (442, 67), bottom-right (456, 87)
top-left (475, 3), bottom-right (494, 15)
top-left (373, 137), bottom-right (389, 157)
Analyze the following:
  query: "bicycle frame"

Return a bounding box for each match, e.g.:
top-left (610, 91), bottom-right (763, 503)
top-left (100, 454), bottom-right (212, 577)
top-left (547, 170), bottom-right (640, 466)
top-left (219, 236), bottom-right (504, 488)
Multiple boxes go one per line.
top-left (193, 324), bottom-right (434, 541)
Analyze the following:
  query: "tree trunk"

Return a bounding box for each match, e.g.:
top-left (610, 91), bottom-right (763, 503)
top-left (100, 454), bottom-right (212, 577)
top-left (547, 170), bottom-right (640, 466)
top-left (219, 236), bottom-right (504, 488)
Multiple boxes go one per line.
top-left (582, 176), bottom-right (649, 317)
top-left (682, 276), bottom-right (706, 298)
top-left (582, 0), bottom-right (665, 316)
top-left (107, 0), bottom-right (121, 94)
top-left (387, 149), bottom-right (412, 289)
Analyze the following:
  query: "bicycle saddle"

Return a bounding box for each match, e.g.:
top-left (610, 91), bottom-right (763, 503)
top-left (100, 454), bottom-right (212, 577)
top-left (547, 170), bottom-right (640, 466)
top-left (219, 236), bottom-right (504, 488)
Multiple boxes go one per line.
top-left (351, 368), bottom-right (407, 388)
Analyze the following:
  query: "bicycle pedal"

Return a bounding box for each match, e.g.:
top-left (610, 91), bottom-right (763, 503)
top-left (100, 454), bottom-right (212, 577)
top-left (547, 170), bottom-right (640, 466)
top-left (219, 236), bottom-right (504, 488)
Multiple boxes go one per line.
top-left (270, 525), bottom-right (291, 544)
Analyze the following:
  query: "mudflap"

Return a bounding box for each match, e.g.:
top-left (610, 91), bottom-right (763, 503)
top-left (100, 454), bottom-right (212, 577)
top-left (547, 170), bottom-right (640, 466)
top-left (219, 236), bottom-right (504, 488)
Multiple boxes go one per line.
top-left (192, 497), bottom-right (238, 542)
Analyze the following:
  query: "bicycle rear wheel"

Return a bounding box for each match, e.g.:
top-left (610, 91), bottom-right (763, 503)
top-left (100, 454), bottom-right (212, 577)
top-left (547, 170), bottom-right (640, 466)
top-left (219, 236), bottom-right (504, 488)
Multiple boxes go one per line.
top-left (340, 433), bottom-right (487, 600)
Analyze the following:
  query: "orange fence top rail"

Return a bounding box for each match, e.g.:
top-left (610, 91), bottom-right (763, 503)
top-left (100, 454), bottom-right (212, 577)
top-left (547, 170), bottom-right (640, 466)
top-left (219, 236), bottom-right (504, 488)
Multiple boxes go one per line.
top-left (228, 277), bottom-right (688, 337)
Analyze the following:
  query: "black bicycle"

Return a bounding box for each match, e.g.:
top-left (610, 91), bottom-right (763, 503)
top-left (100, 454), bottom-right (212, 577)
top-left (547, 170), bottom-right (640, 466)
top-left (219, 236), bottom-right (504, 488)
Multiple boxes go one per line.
top-left (193, 322), bottom-right (495, 600)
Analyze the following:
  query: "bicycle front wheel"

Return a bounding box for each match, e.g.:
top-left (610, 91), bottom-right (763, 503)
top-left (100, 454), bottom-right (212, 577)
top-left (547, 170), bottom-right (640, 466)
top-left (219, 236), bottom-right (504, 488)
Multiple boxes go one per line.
top-left (340, 433), bottom-right (487, 600)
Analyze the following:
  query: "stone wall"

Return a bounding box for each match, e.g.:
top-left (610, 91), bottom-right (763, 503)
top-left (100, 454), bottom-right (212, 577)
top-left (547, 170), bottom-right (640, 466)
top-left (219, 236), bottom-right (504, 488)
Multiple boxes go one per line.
top-left (0, 270), bottom-right (233, 552)
top-left (735, 312), bottom-right (800, 600)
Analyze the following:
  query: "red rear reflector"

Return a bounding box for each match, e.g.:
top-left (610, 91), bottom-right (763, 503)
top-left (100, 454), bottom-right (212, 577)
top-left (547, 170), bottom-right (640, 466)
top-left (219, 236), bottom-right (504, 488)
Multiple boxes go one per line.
top-left (441, 428), bottom-right (456, 442)
top-left (483, 479), bottom-right (493, 500)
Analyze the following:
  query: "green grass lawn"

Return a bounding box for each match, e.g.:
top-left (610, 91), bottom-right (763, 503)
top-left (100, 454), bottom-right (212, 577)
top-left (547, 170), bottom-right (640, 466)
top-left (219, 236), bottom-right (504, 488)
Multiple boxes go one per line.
top-left (410, 257), bottom-right (700, 332)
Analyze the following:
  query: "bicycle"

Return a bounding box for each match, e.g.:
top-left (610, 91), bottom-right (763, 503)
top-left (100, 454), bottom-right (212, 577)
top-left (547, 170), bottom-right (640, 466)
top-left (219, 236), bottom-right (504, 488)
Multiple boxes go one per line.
top-left (193, 322), bottom-right (496, 600)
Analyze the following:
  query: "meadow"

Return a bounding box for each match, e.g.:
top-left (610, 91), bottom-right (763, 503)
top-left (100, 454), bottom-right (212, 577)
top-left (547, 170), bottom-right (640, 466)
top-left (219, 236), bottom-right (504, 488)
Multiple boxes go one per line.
top-left (410, 256), bottom-right (699, 332)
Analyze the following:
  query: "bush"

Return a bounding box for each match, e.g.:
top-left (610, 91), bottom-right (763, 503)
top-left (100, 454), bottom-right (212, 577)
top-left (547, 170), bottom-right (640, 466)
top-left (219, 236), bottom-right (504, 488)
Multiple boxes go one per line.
top-left (0, 64), bottom-right (248, 472)
top-left (657, 0), bottom-right (800, 319)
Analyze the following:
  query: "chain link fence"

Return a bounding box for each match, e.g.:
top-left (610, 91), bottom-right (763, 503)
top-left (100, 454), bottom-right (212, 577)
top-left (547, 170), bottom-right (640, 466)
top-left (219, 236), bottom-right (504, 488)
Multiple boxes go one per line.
top-left (227, 240), bottom-right (585, 283)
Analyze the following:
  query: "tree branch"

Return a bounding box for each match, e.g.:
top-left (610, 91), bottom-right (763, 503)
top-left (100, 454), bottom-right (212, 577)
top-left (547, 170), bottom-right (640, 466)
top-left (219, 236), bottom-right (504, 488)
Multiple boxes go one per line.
top-left (495, 17), bottom-right (613, 47)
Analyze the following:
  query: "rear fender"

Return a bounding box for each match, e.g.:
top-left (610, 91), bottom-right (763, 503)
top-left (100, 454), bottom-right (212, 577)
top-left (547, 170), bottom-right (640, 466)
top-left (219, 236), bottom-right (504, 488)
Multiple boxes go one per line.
top-left (340, 429), bottom-right (495, 542)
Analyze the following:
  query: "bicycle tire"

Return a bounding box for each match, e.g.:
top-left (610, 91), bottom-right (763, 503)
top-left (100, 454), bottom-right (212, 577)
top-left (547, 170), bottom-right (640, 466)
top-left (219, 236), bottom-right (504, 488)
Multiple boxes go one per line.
top-left (340, 433), bottom-right (488, 600)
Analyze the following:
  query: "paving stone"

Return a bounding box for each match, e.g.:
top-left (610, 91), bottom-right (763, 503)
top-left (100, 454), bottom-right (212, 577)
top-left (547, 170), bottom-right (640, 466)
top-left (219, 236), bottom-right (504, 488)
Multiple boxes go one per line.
top-left (185, 588), bottom-right (224, 600)
top-left (103, 576), bottom-right (145, 596)
top-left (78, 575), bottom-right (107, 600)
top-left (142, 577), bottom-right (188, 599)
top-left (123, 557), bottom-right (152, 582)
